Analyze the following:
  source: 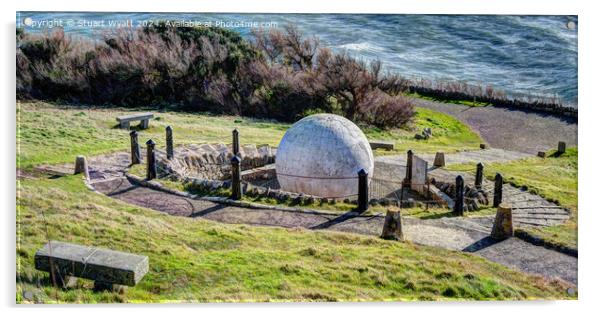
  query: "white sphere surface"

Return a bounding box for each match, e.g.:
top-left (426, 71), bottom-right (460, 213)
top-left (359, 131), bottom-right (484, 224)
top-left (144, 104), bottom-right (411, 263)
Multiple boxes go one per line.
top-left (275, 114), bottom-right (374, 198)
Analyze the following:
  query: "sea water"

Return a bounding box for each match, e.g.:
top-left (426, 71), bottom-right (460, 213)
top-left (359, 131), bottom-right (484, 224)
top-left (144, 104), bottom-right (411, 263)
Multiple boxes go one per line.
top-left (17, 12), bottom-right (578, 107)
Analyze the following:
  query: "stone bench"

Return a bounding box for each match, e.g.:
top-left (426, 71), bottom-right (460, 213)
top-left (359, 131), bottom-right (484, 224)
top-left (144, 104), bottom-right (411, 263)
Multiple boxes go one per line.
top-left (34, 241), bottom-right (149, 291)
top-left (116, 112), bottom-right (154, 129)
top-left (369, 141), bottom-right (394, 151)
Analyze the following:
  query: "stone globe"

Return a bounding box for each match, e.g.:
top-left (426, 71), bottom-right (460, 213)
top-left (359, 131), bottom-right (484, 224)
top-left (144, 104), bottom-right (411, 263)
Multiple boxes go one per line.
top-left (275, 113), bottom-right (374, 198)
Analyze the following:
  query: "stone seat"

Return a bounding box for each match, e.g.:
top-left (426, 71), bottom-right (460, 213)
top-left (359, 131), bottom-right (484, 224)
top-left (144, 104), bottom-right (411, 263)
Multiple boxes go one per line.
top-left (34, 241), bottom-right (149, 291)
top-left (369, 141), bottom-right (394, 151)
top-left (116, 112), bottom-right (154, 129)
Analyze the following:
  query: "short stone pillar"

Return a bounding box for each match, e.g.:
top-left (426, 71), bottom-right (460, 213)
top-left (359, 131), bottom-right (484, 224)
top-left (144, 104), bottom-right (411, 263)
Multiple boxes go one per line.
top-left (166, 126), bottom-right (174, 160)
top-left (357, 169), bottom-right (369, 212)
top-left (404, 150), bottom-right (413, 187)
top-left (74, 155), bottom-right (89, 180)
top-left (129, 131), bottom-right (140, 165)
top-left (231, 155), bottom-right (242, 200)
top-left (493, 173), bottom-right (503, 207)
top-left (146, 139), bottom-right (157, 180)
top-left (491, 203), bottom-right (513, 240)
top-left (557, 141), bottom-right (566, 154)
top-left (454, 175), bottom-right (464, 216)
top-left (433, 152), bottom-right (445, 167)
top-left (475, 162), bottom-right (484, 189)
top-left (232, 129), bottom-right (240, 157)
top-left (381, 209), bottom-right (404, 241)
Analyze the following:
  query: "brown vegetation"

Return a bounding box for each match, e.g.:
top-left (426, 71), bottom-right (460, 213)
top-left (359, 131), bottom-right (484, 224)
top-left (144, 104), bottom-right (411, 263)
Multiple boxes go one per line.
top-left (17, 24), bottom-right (415, 128)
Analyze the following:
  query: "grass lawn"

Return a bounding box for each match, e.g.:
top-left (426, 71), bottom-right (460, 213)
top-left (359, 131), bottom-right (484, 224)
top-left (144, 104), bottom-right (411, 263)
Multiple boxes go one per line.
top-left (17, 101), bottom-right (483, 169)
top-left (17, 175), bottom-right (572, 302)
top-left (404, 92), bottom-right (493, 107)
top-left (16, 100), bottom-right (574, 302)
top-left (444, 148), bottom-right (578, 249)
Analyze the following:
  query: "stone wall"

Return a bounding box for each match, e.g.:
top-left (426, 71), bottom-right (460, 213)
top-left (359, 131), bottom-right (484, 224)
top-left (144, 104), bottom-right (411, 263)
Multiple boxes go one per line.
top-left (156, 143), bottom-right (276, 181)
top-left (431, 178), bottom-right (489, 212)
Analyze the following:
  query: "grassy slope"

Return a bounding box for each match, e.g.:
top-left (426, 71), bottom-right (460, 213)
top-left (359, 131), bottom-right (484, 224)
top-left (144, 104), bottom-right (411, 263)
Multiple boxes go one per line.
top-left (17, 176), bottom-right (570, 302)
top-left (445, 148), bottom-right (578, 249)
top-left (17, 101), bottom-right (482, 169)
top-left (16, 101), bottom-right (572, 302)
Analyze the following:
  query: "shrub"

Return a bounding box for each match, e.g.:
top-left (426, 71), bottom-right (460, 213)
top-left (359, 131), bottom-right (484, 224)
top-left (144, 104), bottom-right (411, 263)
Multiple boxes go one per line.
top-left (17, 23), bottom-right (417, 128)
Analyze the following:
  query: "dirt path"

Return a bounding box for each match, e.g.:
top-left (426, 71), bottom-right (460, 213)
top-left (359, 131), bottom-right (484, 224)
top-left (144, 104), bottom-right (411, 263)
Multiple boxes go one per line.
top-left (92, 177), bottom-right (577, 285)
top-left (413, 98), bottom-right (577, 154)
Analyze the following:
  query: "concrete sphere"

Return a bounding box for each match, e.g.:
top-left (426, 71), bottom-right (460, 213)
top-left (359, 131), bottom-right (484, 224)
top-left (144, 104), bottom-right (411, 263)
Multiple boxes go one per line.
top-left (276, 114), bottom-right (374, 198)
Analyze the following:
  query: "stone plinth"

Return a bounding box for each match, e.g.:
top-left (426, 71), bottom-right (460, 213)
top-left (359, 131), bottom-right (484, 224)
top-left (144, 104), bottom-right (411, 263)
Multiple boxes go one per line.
top-left (491, 203), bottom-right (513, 240)
top-left (381, 209), bottom-right (403, 241)
top-left (433, 152), bottom-right (445, 167)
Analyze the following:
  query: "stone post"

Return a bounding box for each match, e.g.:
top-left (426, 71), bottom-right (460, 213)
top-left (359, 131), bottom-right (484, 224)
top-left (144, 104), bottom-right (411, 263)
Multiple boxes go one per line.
top-left (454, 175), bottom-right (464, 216)
top-left (491, 203), bottom-right (513, 240)
top-left (475, 162), bottom-right (484, 189)
top-left (557, 141), bottom-right (566, 155)
top-left (493, 173), bottom-right (503, 207)
top-left (232, 129), bottom-right (240, 157)
top-left (231, 155), bottom-right (242, 200)
top-left (404, 150), bottom-right (413, 187)
top-left (381, 209), bottom-right (403, 241)
top-left (433, 152), bottom-right (445, 167)
top-left (129, 130), bottom-right (140, 165)
top-left (357, 169), bottom-right (369, 212)
top-left (166, 126), bottom-right (174, 160)
top-left (74, 155), bottom-right (89, 180)
top-left (146, 139), bottom-right (156, 180)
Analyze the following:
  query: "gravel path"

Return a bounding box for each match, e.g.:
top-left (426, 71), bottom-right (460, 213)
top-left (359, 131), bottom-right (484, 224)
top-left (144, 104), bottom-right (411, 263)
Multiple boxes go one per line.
top-left (92, 177), bottom-right (577, 285)
top-left (413, 98), bottom-right (578, 154)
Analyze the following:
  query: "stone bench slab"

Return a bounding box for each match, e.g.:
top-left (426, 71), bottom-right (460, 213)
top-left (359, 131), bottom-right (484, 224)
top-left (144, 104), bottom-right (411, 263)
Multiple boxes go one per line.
top-left (369, 141), bottom-right (394, 151)
top-left (34, 241), bottom-right (149, 287)
top-left (116, 112), bottom-right (154, 122)
top-left (116, 112), bottom-right (154, 129)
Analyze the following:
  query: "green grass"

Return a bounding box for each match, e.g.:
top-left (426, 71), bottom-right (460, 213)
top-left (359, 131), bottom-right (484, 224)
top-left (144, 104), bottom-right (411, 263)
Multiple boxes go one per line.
top-left (17, 101), bottom-right (483, 169)
top-left (364, 107), bottom-right (483, 155)
top-left (404, 92), bottom-right (493, 107)
top-left (17, 175), bottom-right (572, 302)
top-left (17, 101), bottom-right (574, 302)
top-left (444, 148), bottom-right (578, 249)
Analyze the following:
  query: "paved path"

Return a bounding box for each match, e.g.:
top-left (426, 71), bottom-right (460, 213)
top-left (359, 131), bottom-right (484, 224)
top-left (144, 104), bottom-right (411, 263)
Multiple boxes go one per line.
top-left (92, 176), bottom-right (577, 285)
top-left (375, 148), bottom-right (531, 167)
top-left (374, 149), bottom-right (571, 227)
top-left (38, 147), bottom-right (577, 285)
top-left (413, 98), bottom-right (578, 154)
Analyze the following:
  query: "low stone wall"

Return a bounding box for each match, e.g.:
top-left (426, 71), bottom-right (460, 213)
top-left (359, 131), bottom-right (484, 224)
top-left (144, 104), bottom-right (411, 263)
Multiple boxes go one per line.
top-left (431, 178), bottom-right (489, 212)
top-left (156, 143), bottom-right (276, 180)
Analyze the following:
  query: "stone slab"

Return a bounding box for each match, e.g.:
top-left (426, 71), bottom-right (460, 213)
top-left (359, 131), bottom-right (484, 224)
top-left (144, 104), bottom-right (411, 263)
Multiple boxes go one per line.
top-left (369, 141), bottom-right (394, 151)
top-left (411, 155), bottom-right (428, 194)
top-left (116, 112), bottom-right (154, 123)
top-left (35, 241), bottom-right (148, 286)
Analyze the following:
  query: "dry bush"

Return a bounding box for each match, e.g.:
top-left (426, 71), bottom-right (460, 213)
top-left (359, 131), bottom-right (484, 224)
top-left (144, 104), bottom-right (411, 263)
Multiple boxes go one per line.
top-left (358, 91), bottom-right (415, 128)
top-left (18, 24), bottom-right (418, 128)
